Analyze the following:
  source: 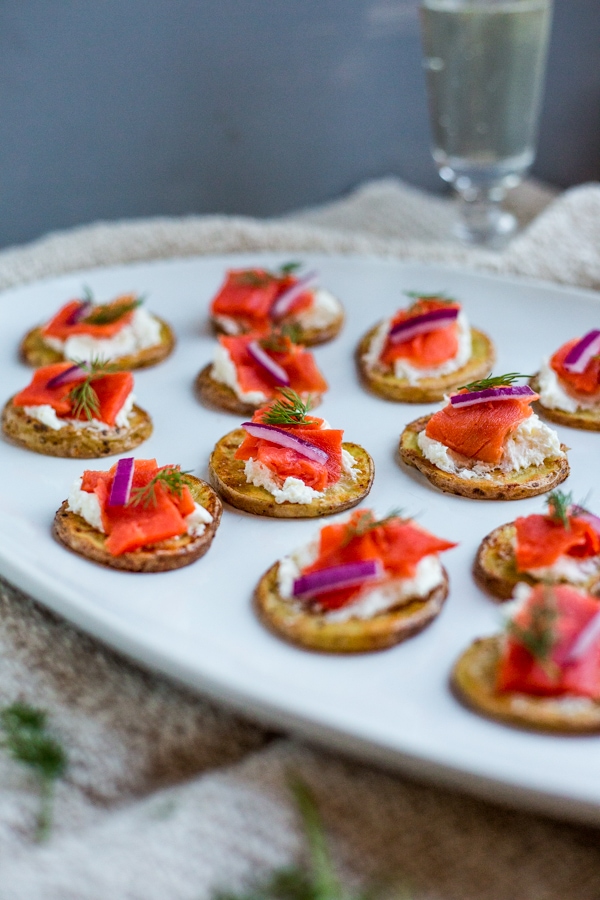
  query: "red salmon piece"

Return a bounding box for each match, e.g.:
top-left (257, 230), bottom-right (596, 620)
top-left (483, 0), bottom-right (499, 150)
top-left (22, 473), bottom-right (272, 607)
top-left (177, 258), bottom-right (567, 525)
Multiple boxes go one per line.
top-left (13, 365), bottom-right (134, 427)
top-left (42, 295), bottom-right (137, 340)
top-left (515, 514), bottom-right (600, 570)
top-left (550, 338), bottom-right (600, 399)
top-left (497, 584), bottom-right (600, 698)
top-left (220, 334), bottom-right (328, 396)
top-left (380, 299), bottom-right (461, 369)
top-left (301, 511), bottom-right (456, 610)
top-left (210, 270), bottom-right (313, 331)
top-left (425, 397), bottom-right (535, 465)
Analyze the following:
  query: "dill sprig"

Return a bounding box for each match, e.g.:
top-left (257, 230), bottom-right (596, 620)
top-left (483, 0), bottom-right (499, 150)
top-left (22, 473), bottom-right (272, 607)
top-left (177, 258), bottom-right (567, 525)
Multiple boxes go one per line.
top-left (83, 295), bottom-right (143, 325)
top-left (342, 509), bottom-right (406, 546)
top-left (0, 702), bottom-right (67, 842)
top-left (546, 490), bottom-right (573, 530)
top-left (68, 358), bottom-right (118, 421)
top-left (214, 775), bottom-right (407, 900)
top-left (128, 466), bottom-right (192, 509)
top-left (233, 262), bottom-right (302, 288)
top-left (260, 323), bottom-right (303, 352)
top-left (262, 389), bottom-right (312, 426)
top-left (506, 587), bottom-right (558, 676)
top-left (461, 372), bottom-right (531, 392)
top-left (404, 290), bottom-right (455, 303)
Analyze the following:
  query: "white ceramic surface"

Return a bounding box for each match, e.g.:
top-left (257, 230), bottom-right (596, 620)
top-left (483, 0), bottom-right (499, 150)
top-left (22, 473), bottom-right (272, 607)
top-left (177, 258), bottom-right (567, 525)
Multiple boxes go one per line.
top-left (1, 254), bottom-right (599, 824)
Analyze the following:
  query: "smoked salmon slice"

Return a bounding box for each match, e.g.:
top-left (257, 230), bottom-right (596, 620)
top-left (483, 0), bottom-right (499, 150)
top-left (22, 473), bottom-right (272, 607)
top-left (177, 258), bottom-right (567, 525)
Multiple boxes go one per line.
top-left (13, 363), bottom-right (134, 427)
top-left (497, 584), bottom-right (600, 698)
top-left (515, 513), bottom-right (600, 570)
top-left (220, 334), bottom-right (328, 396)
top-left (81, 459), bottom-right (195, 555)
top-left (381, 299), bottom-right (461, 369)
top-left (551, 338), bottom-right (600, 398)
top-left (42, 295), bottom-right (138, 340)
top-left (211, 269), bottom-right (313, 329)
top-left (301, 511), bottom-right (456, 610)
top-left (425, 396), bottom-right (535, 465)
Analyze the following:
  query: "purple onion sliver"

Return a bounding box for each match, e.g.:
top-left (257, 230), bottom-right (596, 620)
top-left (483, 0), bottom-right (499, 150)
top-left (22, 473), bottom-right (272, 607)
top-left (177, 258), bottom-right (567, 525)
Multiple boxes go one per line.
top-left (565, 610), bottom-right (600, 663)
top-left (242, 421), bottom-right (329, 464)
top-left (45, 364), bottom-right (85, 390)
top-left (65, 300), bottom-right (93, 326)
top-left (570, 506), bottom-right (600, 538)
top-left (247, 341), bottom-right (290, 386)
top-left (388, 307), bottom-right (458, 345)
top-left (563, 330), bottom-right (600, 375)
top-left (450, 385), bottom-right (536, 408)
top-left (292, 559), bottom-right (382, 599)
top-left (270, 270), bottom-right (318, 319)
top-left (108, 457), bottom-right (135, 507)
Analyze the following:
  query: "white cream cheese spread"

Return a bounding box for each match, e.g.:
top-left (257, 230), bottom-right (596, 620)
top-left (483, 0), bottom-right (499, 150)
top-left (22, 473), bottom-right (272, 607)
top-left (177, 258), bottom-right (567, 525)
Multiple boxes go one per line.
top-left (417, 413), bottom-right (564, 481)
top-left (363, 311), bottom-right (472, 384)
top-left (210, 344), bottom-right (268, 405)
top-left (23, 392), bottom-right (135, 433)
top-left (67, 476), bottom-right (213, 537)
top-left (537, 359), bottom-right (600, 413)
top-left (43, 308), bottom-right (162, 362)
top-left (244, 447), bottom-right (358, 504)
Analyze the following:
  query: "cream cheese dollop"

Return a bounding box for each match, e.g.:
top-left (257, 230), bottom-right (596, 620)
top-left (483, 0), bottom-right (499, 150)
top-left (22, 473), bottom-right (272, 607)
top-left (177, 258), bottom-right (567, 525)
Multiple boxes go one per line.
top-left (210, 343), bottom-right (268, 405)
top-left (43, 308), bottom-right (162, 362)
top-left (23, 392), bottom-right (135, 433)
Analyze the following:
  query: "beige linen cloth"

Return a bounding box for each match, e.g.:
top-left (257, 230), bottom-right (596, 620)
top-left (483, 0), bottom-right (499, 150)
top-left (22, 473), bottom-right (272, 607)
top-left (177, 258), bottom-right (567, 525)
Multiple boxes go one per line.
top-left (1, 177), bottom-right (600, 898)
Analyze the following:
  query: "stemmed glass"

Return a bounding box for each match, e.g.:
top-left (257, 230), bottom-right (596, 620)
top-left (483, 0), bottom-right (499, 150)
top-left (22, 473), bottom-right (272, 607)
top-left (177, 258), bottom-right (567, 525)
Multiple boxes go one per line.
top-left (419, 0), bottom-right (553, 247)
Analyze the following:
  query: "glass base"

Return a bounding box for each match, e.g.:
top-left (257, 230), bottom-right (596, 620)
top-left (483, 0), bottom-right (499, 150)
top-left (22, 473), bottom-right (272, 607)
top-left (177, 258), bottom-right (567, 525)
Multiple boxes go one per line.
top-left (452, 184), bottom-right (519, 249)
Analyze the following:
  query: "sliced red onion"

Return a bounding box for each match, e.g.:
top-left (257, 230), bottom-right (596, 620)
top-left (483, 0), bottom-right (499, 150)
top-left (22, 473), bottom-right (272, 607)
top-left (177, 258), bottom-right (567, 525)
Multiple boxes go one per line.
top-left (46, 364), bottom-right (85, 390)
top-left (570, 505), bottom-right (600, 537)
top-left (565, 610), bottom-right (600, 663)
top-left (270, 271), bottom-right (318, 320)
top-left (108, 457), bottom-right (135, 507)
top-left (563, 330), bottom-right (600, 375)
top-left (241, 421), bottom-right (329, 464)
top-left (292, 559), bottom-right (382, 599)
top-left (388, 307), bottom-right (458, 345)
top-left (65, 300), bottom-right (93, 326)
top-left (247, 341), bottom-right (290, 386)
top-left (450, 385), bottom-right (537, 408)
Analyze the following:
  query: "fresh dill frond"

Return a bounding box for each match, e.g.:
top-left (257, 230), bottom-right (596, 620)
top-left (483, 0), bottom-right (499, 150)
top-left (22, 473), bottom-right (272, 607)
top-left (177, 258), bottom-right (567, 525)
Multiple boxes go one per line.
top-left (342, 509), bottom-right (406, 546)
top-left (68, 357), bottom-right (117, 421)
top-left (461, 372), bottom-right (531, 392)
top-left (0, 702), bottom-right (67, 841)
top-left (404, 290), bottom-right (454, 303)
top-left (278, 261), bottom-right (302, 276)
top-left (80, 284), bottom-right (95, 304)
top-left (83, 295), bottom-right (143, 325)
top-left (234, 262), bottom-right (302, 288)
top-left (128, 466), bottom-right (192, 509)
top-left (506, 587), bottom-right (558, 675)
top-left (546, 490), bottom-right (573, 530)
top-left (262, 389), bottom-right (312, 426)
top-left (260, 323), bottom-right (303, 352)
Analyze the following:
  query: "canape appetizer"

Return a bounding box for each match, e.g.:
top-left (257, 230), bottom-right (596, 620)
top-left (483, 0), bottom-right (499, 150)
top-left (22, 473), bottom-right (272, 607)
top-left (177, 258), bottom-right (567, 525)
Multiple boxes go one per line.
top-left (531, 329), bottom-right (600, 430)
top-left (474, 490), bottom-right (600, 600)
top-left (209, 390), bottom-right (373, 518)
top-left (54, 458), bottom-right (222, 572)
top-left (255, 508), bottom-right (456, 652)
top-left (356, 293), bottom-right (495, 402)
top-left (209, 263), bottom-right (343, 346)
top-left (2, 361), bottom-right (152, 457)
top-left (399, 374), bottom-right (569, 500)
top-left (21, 288), bottom-right (175, 369)
top-left (452, 583), bottom-right (600, 732)
top-left (195, 327), bottom-right (328, 416)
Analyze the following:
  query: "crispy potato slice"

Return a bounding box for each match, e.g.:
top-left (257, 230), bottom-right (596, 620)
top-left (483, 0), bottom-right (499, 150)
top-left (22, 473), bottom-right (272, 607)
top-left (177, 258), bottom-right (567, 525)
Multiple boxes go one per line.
top-left (211, 306), bottom-right (344, 348)
top-left (530, 375), bottom-right (600, 432)
top-left (194, 364), bottom-right (323, 416)
top-left (355, 326), bottom-right (495, 403)
top-left (474, 522), bottom-right (600, 601)
top-left (398, 414), bottom-right (569, 501)
top-left (53, 475), bottom-right (222, 572)
top-left (452, 635), bottom-right (600, 733)
top-left (20, 318), bottom-right (175, 370)
top-left (209, 428), bottom-right (374, 518)
top-left (2, 399), bottom-right (152, 458)
top-left (255, 562), bottom-right (448, 652)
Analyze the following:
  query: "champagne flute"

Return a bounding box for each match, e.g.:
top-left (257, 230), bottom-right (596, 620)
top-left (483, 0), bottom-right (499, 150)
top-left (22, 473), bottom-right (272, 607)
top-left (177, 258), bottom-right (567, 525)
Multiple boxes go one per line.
top-left (419, 0), bottom-right (553, 247)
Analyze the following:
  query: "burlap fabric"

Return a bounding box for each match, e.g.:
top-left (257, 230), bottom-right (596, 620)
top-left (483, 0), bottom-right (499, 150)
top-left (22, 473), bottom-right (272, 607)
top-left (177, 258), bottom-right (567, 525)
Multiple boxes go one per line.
top-left (1, 177), bottom-right (600, 898)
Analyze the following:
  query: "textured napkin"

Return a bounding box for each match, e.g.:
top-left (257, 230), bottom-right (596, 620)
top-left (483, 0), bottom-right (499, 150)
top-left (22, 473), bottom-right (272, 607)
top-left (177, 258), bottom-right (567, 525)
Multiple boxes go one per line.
top-left (1, 177), bottom-right (600, 899)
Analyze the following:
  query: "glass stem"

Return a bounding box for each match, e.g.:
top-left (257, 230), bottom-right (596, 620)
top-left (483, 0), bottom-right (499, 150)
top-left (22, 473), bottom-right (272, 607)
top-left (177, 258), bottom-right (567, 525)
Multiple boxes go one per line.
top-left (453, 183), bottom-right (517, 248)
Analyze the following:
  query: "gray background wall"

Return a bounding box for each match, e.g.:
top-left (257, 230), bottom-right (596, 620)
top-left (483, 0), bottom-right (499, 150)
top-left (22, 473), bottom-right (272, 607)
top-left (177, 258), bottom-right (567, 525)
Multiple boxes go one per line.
top-left (0, 0), bottom-right (598, 250)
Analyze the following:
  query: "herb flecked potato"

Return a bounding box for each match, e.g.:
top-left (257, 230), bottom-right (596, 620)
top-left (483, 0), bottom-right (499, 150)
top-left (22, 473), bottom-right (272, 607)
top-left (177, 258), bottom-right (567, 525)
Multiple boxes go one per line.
top-left (398, 415), bottom-right (570, 501)
top-left (54, 475), bottom-right (222, 572)
top-left (356, 326), bottom-right (495, 403)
